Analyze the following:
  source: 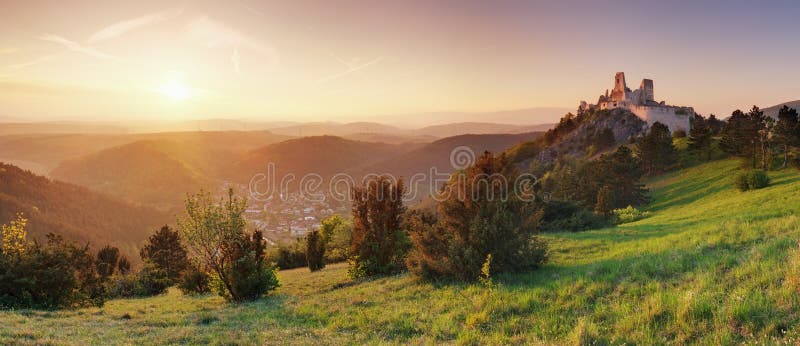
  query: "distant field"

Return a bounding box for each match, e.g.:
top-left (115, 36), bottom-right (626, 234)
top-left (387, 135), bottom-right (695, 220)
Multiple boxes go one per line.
top-left (2, 159), bottom-right (800, 344)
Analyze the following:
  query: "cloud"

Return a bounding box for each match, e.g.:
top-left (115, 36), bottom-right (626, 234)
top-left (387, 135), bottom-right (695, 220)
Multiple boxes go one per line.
top-left (316, 56), bottom-right (383, 85)
top-left (185, 16), bottom-right (278, 66)
top-left (4, 53), bottom-right (61, 71)
top-left (231, 48), bottom-right (241, 74)
top-left (38, 34), bottom-right (115, 60)
top-left (87, 8), bottom-right (183, 44)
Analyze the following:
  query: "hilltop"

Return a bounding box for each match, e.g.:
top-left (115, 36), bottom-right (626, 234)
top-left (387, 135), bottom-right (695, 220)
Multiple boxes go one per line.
top-left (4, 158), bottom-right (799, 344)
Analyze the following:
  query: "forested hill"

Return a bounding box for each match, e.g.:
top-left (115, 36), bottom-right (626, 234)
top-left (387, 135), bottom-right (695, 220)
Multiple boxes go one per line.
top-left (0, 162), bottom-right (170, 262)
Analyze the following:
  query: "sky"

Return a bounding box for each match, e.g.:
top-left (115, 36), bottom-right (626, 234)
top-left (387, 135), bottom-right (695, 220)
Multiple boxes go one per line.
top-left (0, 0), bottom-right (798, 125)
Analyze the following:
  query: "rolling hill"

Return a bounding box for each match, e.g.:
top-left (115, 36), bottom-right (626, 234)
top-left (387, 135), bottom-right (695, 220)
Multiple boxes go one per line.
top-left (6, 159), bottom-right (799, 344)
top-left (0, 163), bottom-right (169, 263)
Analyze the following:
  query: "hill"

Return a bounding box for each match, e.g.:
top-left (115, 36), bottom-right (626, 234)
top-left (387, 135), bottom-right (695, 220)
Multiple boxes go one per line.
top-left (366, 132), bottom-right (541, 182)
top-left (762, 100), bottom-right (800, 119)
top-left (0, 131), bottom-right (292, 176)
top-left (415, 122), bottom-right (552, 137)
top-left (232, 136), bottom-right (410, 183)
top-left (5, 159), bottom-right (799, 343)
top-left (0, 163), bottom-right (169, 263)
top-left (50, 140), bottom-right (209, 212)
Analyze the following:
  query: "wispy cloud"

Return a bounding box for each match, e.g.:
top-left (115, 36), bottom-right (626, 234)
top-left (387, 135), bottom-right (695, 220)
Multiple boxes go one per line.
top-left (38, 34), bottom-right (116, 60)
top-left (87, 8), bottom-right (183, 44)
top-left (4, 53), bottom-right (62, 71)
top-left (231, 48), bottom-right (241, 74)
top-left (316, 56), bottom-right (383, 85)
top-left (186, 16), bottom-right (278, 73)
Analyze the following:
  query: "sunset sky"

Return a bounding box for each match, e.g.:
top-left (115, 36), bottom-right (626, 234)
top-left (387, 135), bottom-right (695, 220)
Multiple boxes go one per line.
top-left (1, 0), bottom-right (798, 125)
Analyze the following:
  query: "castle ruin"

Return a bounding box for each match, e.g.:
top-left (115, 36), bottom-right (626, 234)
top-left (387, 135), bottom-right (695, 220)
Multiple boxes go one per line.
top-left (579, 72), bottom-right (694, 132)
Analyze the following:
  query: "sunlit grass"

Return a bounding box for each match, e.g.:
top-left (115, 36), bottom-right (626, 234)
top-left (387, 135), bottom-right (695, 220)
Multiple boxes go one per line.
top-left (2, 159), bottom-right (800, 344)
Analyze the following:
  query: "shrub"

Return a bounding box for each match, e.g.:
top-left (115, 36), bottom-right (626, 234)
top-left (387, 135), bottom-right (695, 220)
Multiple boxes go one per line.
top-left (734, 172), bottom-right (750, 191)
top-left (612, 205), bottom-right (650, 224)
top-left (178, 190), bottom-right (280, 302)
top-left (140, 225), bottom-right (189, 284)
top-left (105, 274), bottom-right (140, 298)
top-left (178, 265), bottom-right (210, 295)
top-left (672, 129), bottom-right (687, 138)
top-left (734, 170), bottom-right (770, 191)
top-left (349, 176), bottom-right (409, 278)
top-left (0, 216), bottom-right (105, 309)
top-left (96, 245), bottom-right (120, 279)
top-left (540, 200), bottom-right (605, 232)
top-left (305, 230), bottom-right (325, 272)
top-left (747, 170), bottom-right (770, 189)
top-left (406, 152), bottom-right (548, 281)
top-left (136, 261), bottom-right (171, 296)
top-left (269, 240), bottom-right (306, 270)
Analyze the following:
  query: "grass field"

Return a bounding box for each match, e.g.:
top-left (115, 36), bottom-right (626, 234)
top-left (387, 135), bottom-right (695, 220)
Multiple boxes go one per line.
top-left (2, 159), bottom-right (800, 345)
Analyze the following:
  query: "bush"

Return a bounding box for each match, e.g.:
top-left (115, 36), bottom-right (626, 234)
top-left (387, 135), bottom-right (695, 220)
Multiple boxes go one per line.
top-left (0, 217), bottom-right (105, 309)
top-left (178, 190), bottom-right (280, 302)
top-left (612, 205), bottom-right (650, 224)
top-left (734, 172), bottom-right (750, 191)
top-left (305, 230), bottom-right (325, 272)
top-left (406, 152), bottom-right (548, 281)
top-left (105, 274), bottom-right (140, 298)
top-left (349, 176), bottom-right (409, 278)
top-left (540, 200), bottom-right (605, 232)
top-left (747, 170), bottom-right (770, 189)
top-left (178, 265), bottom-right (210, 295)
top-left (672, 129), bottom-right (687, 138)
top-left (734, 170), bottom-right (770, 191)
top-left (269, 240), bottom-right (307, 270)
top-left (136, 261), bottom-right (171, 296)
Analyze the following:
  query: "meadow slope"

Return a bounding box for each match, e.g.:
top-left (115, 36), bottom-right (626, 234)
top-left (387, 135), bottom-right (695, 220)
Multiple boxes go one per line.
top-left (2, 159), bottom-right (800, 345)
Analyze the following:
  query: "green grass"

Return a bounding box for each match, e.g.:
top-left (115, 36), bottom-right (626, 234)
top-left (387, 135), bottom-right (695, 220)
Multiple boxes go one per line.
top-left (3, 159), bottom-right (800, 345)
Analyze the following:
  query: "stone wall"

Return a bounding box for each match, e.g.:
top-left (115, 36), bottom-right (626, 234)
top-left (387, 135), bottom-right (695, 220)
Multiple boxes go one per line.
top-left (628, 105), bottom-right (691, 132)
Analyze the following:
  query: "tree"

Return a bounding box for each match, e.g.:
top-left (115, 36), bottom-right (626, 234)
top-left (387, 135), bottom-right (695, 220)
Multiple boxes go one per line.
top-left (305, 230), bottom-right (325, 271)
top-left (318, 214), bottom-right (352, 262)
top-left (707, 114), bottom-right (725, 134)
top-left (95, 245), bottom-right (120, 279)
top-left (1, 213), bottom-right (27, 258)
top-left (594, 185), bottom-right (615, 215)
top-left (406, 152), bottom-right (547, 281)
top-left (688, 114), bottom-right (713, 161)
top-left (634, 122), bottom-right (678, 175)
top-left (140, 225), bottom-right (189, 283)
top-left (178, 189), bottom-right (278, 302)
top-left (117, 256), bottom-right (131, 275)
top-left (349, 176), bottom-right (408, 278)
top-left (720, 109), bottom-right (762, 168)
top-left (774, 106), bottom-right (799, 168)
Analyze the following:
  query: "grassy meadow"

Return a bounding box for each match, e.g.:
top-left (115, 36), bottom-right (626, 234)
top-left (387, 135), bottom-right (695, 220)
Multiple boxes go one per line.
top-left (2, 158), bottom-right (800, 345)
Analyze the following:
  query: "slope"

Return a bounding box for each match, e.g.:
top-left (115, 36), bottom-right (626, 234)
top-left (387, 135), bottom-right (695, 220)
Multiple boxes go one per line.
top-left (3, 159), bottom-right (800, 344)
top-left (0, 163), bottom-right (170, 263)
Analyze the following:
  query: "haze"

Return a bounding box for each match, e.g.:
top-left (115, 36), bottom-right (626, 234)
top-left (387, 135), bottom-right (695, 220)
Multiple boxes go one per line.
top-left (1, 0), bottom-right (798, 126)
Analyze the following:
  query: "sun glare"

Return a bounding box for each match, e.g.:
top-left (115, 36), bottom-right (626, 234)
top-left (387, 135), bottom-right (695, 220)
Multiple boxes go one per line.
top-left (159, 80), bottom-right (190, 101)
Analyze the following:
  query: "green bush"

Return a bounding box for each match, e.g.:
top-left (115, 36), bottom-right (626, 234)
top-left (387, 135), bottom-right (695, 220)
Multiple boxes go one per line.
top-left (178, 265), bottom-right (210, 295)
top-left (269, 240), bottom-right (306, 270)
top-left (136, 262), bottom-right (171, 296)
top-left (540, 200), bottom-right (606, 232)
top-left (734, 170), bottom-right (770, 191)
top-left (0, 230), bottom-right (105, 309)
top-left (747, 170), bottom-right (770, 189)
top-left (612, 205), bottom-right (650, 224)
top-left (734, 172), bottom-right (750, 191)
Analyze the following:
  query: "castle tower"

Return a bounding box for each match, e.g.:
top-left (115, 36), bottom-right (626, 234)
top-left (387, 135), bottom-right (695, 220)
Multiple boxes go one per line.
top-left (640, 79), bottom-right (654, 103)
top-left (610, 72), bottom-right (627, 101)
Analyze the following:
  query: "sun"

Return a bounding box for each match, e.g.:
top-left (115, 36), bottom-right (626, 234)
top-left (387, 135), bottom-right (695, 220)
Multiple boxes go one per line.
top-left (159, 80), bottom-right (191, 101)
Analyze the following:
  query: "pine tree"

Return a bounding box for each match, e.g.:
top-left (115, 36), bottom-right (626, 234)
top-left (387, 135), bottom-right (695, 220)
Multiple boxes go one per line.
top-left (720, 109), bottom-right (762, 167)
top-left (688, 114), bottom-right (713, 161)
top-left (634, 122), bottom-right (677, 175)
top-left (117, 256), bottom-right (131, 274)
top-left (774, 106), bottom-right (799, 168)
top-left (140, 225), bottom-right (189, 283)
top-left (95, 245), bottom-right (120, 279)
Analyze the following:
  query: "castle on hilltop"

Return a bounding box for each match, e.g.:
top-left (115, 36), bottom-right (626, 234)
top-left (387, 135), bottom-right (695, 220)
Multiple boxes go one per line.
top-left (579, 72), bottom-right (694, 132)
